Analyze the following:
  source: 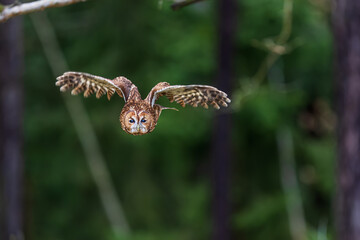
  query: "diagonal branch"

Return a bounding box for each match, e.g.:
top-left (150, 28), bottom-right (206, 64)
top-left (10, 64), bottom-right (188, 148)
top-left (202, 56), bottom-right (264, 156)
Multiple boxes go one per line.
top-left (232, 0), bottom-right (294, 109)
top-left (0, 0), bottom-right (86, 23)
top-left (171, 0), bottom-right (205, 11)
top-left (30, 12), bottom-right (130, 237)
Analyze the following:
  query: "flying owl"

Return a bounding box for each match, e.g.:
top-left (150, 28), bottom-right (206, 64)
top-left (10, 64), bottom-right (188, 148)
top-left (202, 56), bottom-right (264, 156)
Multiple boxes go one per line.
top-left (56, 72), bottom-right (231, 136)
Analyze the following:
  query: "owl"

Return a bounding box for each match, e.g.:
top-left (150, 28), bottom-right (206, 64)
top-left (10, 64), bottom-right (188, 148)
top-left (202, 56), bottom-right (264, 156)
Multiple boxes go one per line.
top-left (56, 72), bottom-right (231, 136)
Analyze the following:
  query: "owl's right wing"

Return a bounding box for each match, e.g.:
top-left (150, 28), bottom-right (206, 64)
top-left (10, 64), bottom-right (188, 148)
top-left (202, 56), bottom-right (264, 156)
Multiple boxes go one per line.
top-left (56, 72), bottom-right (133, 101)
top-left (147, 82), bottom-right (231, 109)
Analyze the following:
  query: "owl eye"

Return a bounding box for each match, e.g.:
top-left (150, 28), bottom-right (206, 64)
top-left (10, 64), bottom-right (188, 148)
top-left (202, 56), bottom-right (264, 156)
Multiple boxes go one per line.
top-left (141, 119), bottom-right (147, 123)
top-left (129, 119), bottom-right (135, 123)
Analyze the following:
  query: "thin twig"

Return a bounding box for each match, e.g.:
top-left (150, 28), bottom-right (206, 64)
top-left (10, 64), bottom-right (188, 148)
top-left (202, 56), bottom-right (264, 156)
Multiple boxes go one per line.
top-left (252, 0), bottom-right (293, 84)
top-left (171, 0), bottom-right (205, 10)
top-left (233, 0), bottom-right (295, 109)
top-left (0, 0), bottom-right (86, 23)
top-left (277, 0), bottom-right (293, 44)
top-left (30, 12), bottom-right (130, 236)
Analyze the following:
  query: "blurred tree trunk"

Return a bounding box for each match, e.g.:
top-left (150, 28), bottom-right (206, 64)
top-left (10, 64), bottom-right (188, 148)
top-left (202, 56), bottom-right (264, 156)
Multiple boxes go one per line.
top-left (0, 0), bottom-right (24, 238)
top-left (333, 1), bottom-right (360, 239)
top-left (211, 0), bottom-right (236, 239)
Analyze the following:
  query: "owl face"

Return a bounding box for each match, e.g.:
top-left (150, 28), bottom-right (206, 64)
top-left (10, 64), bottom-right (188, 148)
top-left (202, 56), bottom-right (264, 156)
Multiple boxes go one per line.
top-left (121, 109), bottom-right (153, 135)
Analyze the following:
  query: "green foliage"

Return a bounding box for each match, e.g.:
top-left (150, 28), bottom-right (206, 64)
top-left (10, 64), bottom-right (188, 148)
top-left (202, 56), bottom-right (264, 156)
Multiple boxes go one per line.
top-left (23, 0), bottom-right (334, 239)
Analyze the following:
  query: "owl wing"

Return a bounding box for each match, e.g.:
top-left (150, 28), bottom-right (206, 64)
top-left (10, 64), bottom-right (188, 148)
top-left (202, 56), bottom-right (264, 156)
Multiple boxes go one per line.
top-left (55, 72), bottom-right (133, 101)
top-left (149, 83), bottom-right (231, 109)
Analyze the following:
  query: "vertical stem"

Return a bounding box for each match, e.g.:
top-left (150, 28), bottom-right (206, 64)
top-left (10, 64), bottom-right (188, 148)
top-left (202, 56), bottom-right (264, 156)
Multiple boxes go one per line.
top-left (269, 60), bottom-right (307, 240)
top-left (212, 0), bottom-right (236, 239)
top-left (0, 0), bottom-right (24, 239)
top-left (277, 127), bottom-right (307, 240)
top-left (333, 0), bottom-right (360, 239)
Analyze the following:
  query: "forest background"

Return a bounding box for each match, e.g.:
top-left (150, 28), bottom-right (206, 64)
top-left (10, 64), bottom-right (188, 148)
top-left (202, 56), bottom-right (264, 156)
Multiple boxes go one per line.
top-left (1, 0), bottom-right (336, 239)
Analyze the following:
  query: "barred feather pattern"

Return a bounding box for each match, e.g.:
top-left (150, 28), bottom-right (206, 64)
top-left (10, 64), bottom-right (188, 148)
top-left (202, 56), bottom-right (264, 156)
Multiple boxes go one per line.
top-left (55, 72), bottom-right (124, 100)
top-left (150, 85), bottom-right (231, 109)
top-left (56, 71), bottom-right (231, 135)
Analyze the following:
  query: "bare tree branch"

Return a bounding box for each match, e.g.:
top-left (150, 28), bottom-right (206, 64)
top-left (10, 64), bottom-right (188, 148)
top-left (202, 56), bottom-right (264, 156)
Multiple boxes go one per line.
top-left (0, 0), bottom-right (86, 23)
top-left (171, 0), bottom-right (205, 11)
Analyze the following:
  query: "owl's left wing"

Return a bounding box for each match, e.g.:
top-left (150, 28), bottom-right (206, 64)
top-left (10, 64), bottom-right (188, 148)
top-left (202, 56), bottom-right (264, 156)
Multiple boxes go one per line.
top-left (56, 72), bottom-right (133, 101)
top-left (148, 83), bottom-right (231, 109)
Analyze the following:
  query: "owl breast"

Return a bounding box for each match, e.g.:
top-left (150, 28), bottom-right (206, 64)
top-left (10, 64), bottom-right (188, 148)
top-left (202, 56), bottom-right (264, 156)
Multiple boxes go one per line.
top-left (120, 101), bottom-right (157, 136)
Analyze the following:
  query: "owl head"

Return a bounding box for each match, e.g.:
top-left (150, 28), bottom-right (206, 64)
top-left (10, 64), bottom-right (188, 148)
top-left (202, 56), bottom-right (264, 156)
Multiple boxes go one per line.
top-left (120, 108), bottom-right (155, 136)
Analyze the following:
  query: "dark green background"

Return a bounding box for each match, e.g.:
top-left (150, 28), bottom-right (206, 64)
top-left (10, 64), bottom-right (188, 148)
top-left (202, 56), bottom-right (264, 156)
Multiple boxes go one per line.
top-left (23, 0), bottom-right (334, 239)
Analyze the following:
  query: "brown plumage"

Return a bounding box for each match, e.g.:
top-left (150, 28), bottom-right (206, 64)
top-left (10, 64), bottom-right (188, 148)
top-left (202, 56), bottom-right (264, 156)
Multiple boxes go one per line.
top-left (56, 72), bottom-right (231, 136)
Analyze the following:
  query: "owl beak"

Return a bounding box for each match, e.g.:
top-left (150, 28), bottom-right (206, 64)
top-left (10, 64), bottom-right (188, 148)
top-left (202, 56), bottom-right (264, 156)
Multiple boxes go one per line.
top-left (136, 125), bottom-right (140, 132)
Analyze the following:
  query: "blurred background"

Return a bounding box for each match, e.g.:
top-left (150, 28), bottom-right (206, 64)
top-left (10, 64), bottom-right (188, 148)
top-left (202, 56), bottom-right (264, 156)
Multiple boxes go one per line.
top-left (1, 0), bottom-right (335, 239)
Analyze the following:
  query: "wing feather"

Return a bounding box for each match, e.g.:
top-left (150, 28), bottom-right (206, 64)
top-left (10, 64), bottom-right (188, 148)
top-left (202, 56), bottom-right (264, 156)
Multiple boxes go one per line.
top-left (150, 84), bottom-right (231, 110)
top-left (56, 72), bottom-right (131, 101)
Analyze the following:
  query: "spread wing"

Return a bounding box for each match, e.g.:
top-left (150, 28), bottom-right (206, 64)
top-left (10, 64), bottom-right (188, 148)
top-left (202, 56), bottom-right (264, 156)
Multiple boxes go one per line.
top-left (147, 83), bottom-right (231, 109)
top-left (55, 72), bottom-right (134, 101)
